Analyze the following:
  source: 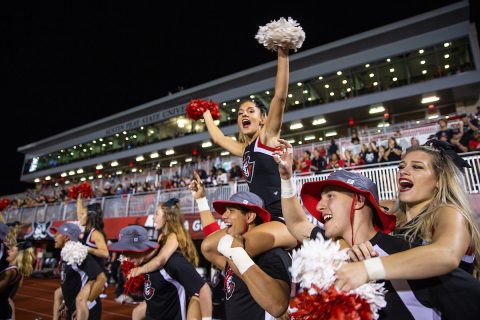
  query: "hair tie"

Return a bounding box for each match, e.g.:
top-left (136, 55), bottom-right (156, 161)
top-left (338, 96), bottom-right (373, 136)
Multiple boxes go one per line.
top-left (164, 198), bottom-right (180, 208)
top-left (423, 139), bottom-right (471, 169)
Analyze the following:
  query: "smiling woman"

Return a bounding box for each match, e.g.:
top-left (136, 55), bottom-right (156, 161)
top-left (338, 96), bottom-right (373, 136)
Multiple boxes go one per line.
top-left (334, 140), bottom-right (480, 292)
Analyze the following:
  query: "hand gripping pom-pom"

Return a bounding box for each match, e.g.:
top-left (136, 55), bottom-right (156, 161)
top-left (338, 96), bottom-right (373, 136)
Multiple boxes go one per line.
top-left (288, 236), bottom-right (386, 320)
top-left (186, 99), bottom-right (220, 120)
top-left (78, 181), bottom-right (93, 198)
top-left (255, 17), bottom-right (306, 51)
top-left (120, 257), bottom-right (145, 295)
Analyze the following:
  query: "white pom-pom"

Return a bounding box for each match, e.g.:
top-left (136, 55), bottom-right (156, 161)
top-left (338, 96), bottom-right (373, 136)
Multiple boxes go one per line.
top-left (291, 235), bottom-right (387, 319)
top-left (255, 17), bottom-right (306, 51)
top-left (61, 241), bottom-right (88, 265)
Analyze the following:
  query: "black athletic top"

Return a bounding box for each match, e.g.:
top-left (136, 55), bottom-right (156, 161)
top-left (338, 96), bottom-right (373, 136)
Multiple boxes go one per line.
top-left (144, 251), bottom-right (206, 320)
top-left (310, 227), bottom-right (480, 320)
top-left (0, 266), bottom-right (22, 320)
top-left (242, 136), bottom-right (282, 218)
top-left (80, 228), bottom-right (107, 273)
top-left (223, 248), bottom-right (291, 320)
top-left (60, 254), bottom-right (103, 320)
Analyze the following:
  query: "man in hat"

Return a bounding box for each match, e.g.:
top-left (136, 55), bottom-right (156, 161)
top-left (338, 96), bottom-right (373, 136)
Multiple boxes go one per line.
top-left (190, 173), bottom-right (291, 320)
top-left (50, 222), bottom-right (105, 320)
top-left (273, 138), bottom-right (480, 319)
top-left (108, 225), bottom-right (210, 320)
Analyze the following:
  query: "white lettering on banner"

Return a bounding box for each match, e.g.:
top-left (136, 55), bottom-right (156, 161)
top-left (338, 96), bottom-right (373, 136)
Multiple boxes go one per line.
top-left (105, 105), bottom-right (186, 136)
top-left (192, 220), bottom-right (202, 232)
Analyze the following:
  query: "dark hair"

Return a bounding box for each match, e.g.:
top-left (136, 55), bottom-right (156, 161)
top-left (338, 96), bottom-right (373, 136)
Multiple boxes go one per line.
top-left (240, 98), bottom-right (268, 116)
top-left (225, 204), bottom-right (263, 225)
top-left (85, 203), bottom-right (106, 239)
top-left (164, 198), bottom-right (180, 208)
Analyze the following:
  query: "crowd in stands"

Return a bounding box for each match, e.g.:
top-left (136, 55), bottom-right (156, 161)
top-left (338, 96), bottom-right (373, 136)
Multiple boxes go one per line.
top-left (2, 112), bottom-right (479, 211)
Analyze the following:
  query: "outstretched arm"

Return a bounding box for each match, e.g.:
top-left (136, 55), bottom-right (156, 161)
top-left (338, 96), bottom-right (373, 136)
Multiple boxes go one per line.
top-left (203, 109), bottom-right (245, 156)
top-left (335, 206), bottom-right (471, 291)
top-left (273, 138), bottom-right (315, 241)
top-left (262, 48), bottom-right (289, 146)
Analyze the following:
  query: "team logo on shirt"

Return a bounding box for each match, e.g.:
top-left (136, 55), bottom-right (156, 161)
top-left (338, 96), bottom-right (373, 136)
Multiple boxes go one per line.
top-left (144, 274), bottom-right (155, 300)
top-left (242, 151), bottom-right (255, 184)
top-left (224, 265), bottom-right (235, 300)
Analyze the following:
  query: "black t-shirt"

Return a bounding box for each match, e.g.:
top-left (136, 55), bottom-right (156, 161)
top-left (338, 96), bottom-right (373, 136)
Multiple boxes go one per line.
top-left (242, 137), bottom-right (282, 217)
top-left (60, 254), bottom-right (103, 320)
top-left (363, 150), bottom-right (379, 164)
top-left (311, 156), bottom-right (327, 173)
top-left (310, 227), bottom-right (480, 320)
top-left (144, 251), bottom-right (206, 320)
top-left (224, 248), bottom-right (291, 320)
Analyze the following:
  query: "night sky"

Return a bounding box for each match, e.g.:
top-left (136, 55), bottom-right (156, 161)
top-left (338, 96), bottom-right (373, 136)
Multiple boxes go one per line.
top-left (2, 0), bottom-right (477, 196)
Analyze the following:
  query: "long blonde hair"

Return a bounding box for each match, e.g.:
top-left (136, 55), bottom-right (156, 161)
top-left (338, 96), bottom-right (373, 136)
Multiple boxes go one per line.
top-left (15, 247), bottom-right (35, 277)
top-left (395, 146), bottom-right (480, 278)
top-left (159, 200), bottom-right (199, 266)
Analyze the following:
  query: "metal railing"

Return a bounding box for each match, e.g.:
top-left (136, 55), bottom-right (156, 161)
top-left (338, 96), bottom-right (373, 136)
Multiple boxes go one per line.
top-left (4, 154), bottom-right (479, 224)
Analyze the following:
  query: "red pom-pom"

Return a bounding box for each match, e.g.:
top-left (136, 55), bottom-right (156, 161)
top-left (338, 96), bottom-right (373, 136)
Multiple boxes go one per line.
top-left (0, 198), bottom-right (10, 211)
top-left (186, 99), bottom-right (208, 120)
top-left (78, 182), bottom-right (93, 198)
top-left (120, 259), bottom-right (144, 295)
top-left (290, 285), bottom-right (373, 320)
top-left (206, 99), bottom-right (220, 120)
top-left (68, 186), bottom-right (78, 200)
top-left (185, 98), bottom-right (220, 120)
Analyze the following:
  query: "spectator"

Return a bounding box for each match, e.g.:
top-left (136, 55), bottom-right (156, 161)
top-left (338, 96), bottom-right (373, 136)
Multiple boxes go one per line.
top-left (406, 137), bottom-right (420, 152)
top-left (435, 118), bottom-right (453, 142)
top-left (327, 139), bottom-right (339, 159)
top-left (363, 141), bottom-right (379, 164)
top-left (310, 148), bottom-right (327, 174)
top-left (228, 162), bottom-right (243, 181)
top-left (216, 168), bottom-right (229, 185)
top-left (459, 113), bottom-right (479, 148)
top-left (468, 130), bottom-right (480, 150)
top-left (326, 153), bottom-right (345, 169)
top-left (384, 137), bottom-right (402, 162)
top-left (299, 150), bottom-right (312, 175)
top-left (377, 145), bottom-right (387, 163)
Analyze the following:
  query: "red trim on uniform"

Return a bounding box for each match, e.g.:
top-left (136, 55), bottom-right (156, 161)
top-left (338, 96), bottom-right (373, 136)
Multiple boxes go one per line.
top-left (256, 136), bottom-right (280, 152)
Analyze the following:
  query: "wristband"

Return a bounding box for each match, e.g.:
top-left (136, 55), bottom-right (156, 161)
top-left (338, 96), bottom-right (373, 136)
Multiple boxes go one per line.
top-left (203, 222), bottom-right (220, 236)
top-left (217, 234), bottom-right (234, 258)
top-left (196, 197), bottom-right (210, 212)
top-left (281, 178), bottom-right (296, 198)
top-left (202, 318), bottom-right (212, 320)
top-left (87, 300), bottom-right (97, 310)
top-left (363, 257), bottom-right (386, 281)
top-left (230, 247), bottom-right (255, 275)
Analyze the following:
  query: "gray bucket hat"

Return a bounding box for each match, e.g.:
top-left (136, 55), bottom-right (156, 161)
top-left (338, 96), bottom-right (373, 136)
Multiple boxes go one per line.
top-left (49, 222), bottom-right (81, 241)
top-left (109, 225), bottom-right (159, 252)
top-left (213, 191), bottom-right (271, 223)
top-left (0, 222), bottom-right (9, 242)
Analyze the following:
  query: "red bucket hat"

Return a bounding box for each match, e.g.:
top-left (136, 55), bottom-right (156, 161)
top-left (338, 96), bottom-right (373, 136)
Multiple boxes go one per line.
top-left (300, 170), bottom-right (396, 234)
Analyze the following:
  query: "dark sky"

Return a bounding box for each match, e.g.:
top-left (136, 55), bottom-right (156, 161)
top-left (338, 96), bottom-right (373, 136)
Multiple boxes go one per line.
top-left (2, 0), bottom-right (477, 196)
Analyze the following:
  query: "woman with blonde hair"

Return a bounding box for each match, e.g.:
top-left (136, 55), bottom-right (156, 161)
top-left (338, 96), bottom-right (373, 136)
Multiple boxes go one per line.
top-left (335, 140), bottom-right (480, 291)
top-left (129, 198), bottom-right (212, 320)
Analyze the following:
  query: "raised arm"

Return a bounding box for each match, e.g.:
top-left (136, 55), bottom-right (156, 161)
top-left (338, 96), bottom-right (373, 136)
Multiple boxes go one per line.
top-left (203, 109), bottom-right (245, 156)
top-left (190, 171), bottom-right (227, 270)
top-left (335, 206), bottom-right (471, 291)
top-left (262, 48), bottom-right (289, 146)
top-left (273, 139), bottom-right (315, 241)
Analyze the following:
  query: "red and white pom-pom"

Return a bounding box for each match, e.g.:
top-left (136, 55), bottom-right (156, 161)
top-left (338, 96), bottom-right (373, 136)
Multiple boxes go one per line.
top-left (255, 17), bottom-right (306, 51)
top-left (68, 185), bottom-right (78, 200)
top-left (186, 99), bottom-right (208, 120)
top-left (61, 241), bottom-right (88, 265)
top-left (289, 236), bottom-right (386, 320)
